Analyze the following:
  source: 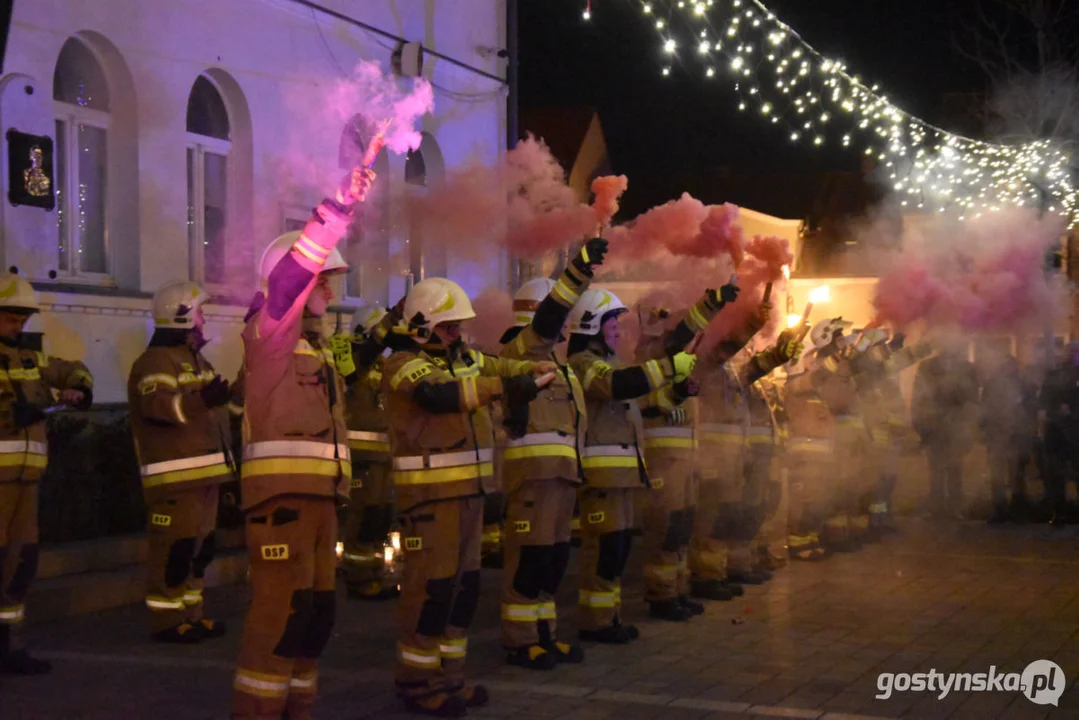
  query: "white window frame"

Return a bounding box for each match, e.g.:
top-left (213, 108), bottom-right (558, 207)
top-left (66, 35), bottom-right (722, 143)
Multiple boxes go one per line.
top-left (53, 100), bottom-right (112, 285)
top-left (186, 132), bottom-right (231, 290)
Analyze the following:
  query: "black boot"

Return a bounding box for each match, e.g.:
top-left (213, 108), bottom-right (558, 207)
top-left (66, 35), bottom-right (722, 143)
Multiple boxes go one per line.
top-left (613, 617), bottom-right (640, 640)
top-left (722, 580), bottom-right (745, 596)
top-left (690, 580), bottom-right (733, 601)
top-left (678, 594), bottom-right (705, 615)
top-left (648, 598), bottom-right (693, 622)
top-left (988, 504), bottom-right (1009, 524)
top-left (454, 683), bottom-right (490, 708)
top-left (398, 688), bottom-right (467, 718)
top-left (0, 649), bottom-right (52, 676)
top-left (543, 640), bottom-right (585, 664)
top-left (193, 618), bottom-right (227, 639)
top-left (152, 621), bottom-right (203, 644)
top-left (579, 624), bottom-right (633, 644)
top-left (506, 644), bottom-right (557, 670)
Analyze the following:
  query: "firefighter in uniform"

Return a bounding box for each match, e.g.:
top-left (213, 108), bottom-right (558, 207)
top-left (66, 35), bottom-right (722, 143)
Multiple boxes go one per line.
top-left (731, 334), bottom-right (803, 578)
top-left (854, 332), bottom-right (931, 532)
top-left (690, 303), bottom-right (769, 599)
top-left (231, 167), bottom-right (374, 719)
top-left (129, 281), bottom-right (233, 643)
top-left (782, 318), bottom-right (851, 560)
top-left (754, 371), bottom-right (790, 569)
top-left (566, 288), bottom-right (697, 643)
top-left (0, 274), bottom-right (93, 675)
top-left (634, 286), bottom-right (737, 621)
top-left (385, 277), bottom-right (551, 717)
top-left (498, 238), bottom-right (606, 670)
top-left (340, 303), bottom-right (402, 600)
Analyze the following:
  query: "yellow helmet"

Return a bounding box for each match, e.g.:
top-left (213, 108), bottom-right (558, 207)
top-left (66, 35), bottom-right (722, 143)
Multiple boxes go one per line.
top-left (153, 281), bottom-right (209, 329)
top-left (512, 278), bottom-right (555, 328)
top-left (0, 274), bottom-right (39, 314)
top-left (403, 278), bottom-right (475, 343)
top-left (567, 288), bottom-right (627, 336)
top-left (259, 232), bottom-right (348, 291)
top-left (352, 303), bottom-right (388, 336)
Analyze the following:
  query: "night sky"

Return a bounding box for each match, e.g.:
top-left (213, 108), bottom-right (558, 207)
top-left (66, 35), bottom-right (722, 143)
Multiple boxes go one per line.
top-left (517, 0), bottom-right (991, 219)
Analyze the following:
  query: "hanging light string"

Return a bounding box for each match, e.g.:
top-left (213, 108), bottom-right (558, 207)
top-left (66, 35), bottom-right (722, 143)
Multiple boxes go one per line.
top-left (596, 0), bottom-right (1076, 224)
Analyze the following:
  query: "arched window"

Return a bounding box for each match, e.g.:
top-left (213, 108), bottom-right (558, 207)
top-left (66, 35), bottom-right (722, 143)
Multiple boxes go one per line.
top-left (186, 75), bottom-right (231, 285)
top-left (406, 133), bottom-right (445, 280)
top-left (53, 37), bottom-right (110, 278)
top-left (337, 115), bottom-right (390, 303)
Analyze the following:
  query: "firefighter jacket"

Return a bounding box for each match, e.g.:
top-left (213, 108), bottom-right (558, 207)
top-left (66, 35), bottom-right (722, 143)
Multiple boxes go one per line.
top-left (911, 352), bottom-right (979, 448)
top-left (853, 341), bottom-right (930, 442)
top-left (0, 337), bottom-right (92, 484)
top-left (382, 339), bottom-right (535, 513)
top-left (783, 370), bottom-right (834, 451)
top-left (239, 207), bottom-right (353, 512)
top-left (344, 310), bottom-right (401, 465)
top-left (499, 262), bottom-right (593, 491)
top-left (227, 367), bottom-right (245, 418)
top-left (631, 289), bottom-right (728, 467)
top-left (568, 343), bottom-right (681, 489)
top-left (810, 348), bottom-right (866, 445)
top-left (128, 337), bottom-right (232, 499)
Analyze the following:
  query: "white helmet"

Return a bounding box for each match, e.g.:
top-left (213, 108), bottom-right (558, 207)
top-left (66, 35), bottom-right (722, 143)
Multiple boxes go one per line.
top-left (512, 278), bottom-right (555, 327)
top-left (809, 317), bottom-right (851, 349)
top-left (567, 288), bottom-right (627, 336)
top-left (404, 277), bottom-right (476, 343)
top-left (259, 231), bottom-right (348, 290)
top-left (153, 281), bottom-right (209, 330)
top-left (855, 328), bottom-right (889, 353)
top-left (0, 274), bottom-right (39, 314)
top-left (353, 303), bottom-right (387, 336)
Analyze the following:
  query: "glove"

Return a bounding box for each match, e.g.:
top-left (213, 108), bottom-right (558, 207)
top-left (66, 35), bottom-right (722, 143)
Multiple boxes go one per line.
top-left (200, 376), bottom-right (231, 409)
top-left (674, 377), bottom-right (700, 400)
top-left (719, 282), bottom-right (740, 304)
top-left (503, 374), bottom-right (540, 406)
top-left (13, 401), bottom-right (46, 429)
top-left (574, 237), bottom-right (609, 271)
top-left (502, 375), bottom-right (539, 439)
top-left (329, 333), bottom-right (356, 377)
top-left (773, 329), bottom-right (804, 362)
top-left (889, 332), bottom-right (906, 351)
top-left (671, 351), bottom-right (697, 382)
top-left (666, 407), bottom-right (688, 426)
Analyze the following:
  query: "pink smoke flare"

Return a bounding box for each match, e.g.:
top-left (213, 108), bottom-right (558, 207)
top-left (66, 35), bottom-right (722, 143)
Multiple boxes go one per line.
top-left (329, 60), bottom-right (434, 154)
top-left (591, 175), bottom-right (629, 229)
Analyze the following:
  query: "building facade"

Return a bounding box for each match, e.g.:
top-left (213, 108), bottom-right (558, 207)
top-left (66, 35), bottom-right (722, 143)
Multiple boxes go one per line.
top-left (0, 0), bottom-right (509, 402)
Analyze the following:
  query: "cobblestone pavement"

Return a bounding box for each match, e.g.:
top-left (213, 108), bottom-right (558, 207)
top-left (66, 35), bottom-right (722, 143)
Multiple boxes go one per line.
top-left (4, 518), bottom-right (1079, 720)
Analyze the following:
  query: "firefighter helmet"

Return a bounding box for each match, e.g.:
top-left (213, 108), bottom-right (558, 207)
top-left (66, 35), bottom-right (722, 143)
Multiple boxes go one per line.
top-left (809, 317), bottom-right (851, 348)
top-left (512, 278), bottom-right (555, 328)
top-left (0, 274), bottom-right (39, 314)
top-left (404, 278), bottom-right (476, 343)
top-left (353, 304), bottom-right (388, 336)
top-left (855, 327), bottom-right (889, 352)
top-left (259, 231), bottom-right (348, 290)
top-left (567, 288), bottom-right (627, 336)
top-left (153, 281), bottom-right (210, 330)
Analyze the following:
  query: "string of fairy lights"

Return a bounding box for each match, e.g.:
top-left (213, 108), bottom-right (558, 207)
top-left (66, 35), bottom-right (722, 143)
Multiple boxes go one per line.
top-left (582, 0), bottom-right (1078, 225)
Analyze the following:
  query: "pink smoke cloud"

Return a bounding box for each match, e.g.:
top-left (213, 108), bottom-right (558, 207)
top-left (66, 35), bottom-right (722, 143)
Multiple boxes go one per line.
top-left (328, 60), bottom-right (434, 154)
top-left (872, 209), bottom-right (1067, 333)
top-left (469, 287), bottom-right (514, 354)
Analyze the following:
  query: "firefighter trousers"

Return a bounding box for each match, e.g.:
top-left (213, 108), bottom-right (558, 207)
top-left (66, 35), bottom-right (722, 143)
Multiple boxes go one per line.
top-left (786, 443), bottom-right (833, 552)
top-left (232, 496), bottom-right (338, 720)
top-left (342, 462), bottom-right (394, 589)
top-left (733, 444), bottom-right (772, 571)
top-left (145, 484), bottom-right (220, 632)
top-left (0, 482), bottom-right (38, 656)
top-left (396, 495), bottom-right (483, 697)
top-left (689, 446), bottom-right (743, 583)
top-left (640, 460), bottom-right (696, 602)
top-left (500, 478), bottom-right (577, 649)
top-left (577, 487), bottom-right (635, 631)
top-left (757, 464), bottom-right (788, 560)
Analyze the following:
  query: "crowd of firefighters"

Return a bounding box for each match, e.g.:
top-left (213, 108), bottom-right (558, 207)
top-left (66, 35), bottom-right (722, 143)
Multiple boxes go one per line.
top-left (0, 164), bottom-right (1076, 719)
